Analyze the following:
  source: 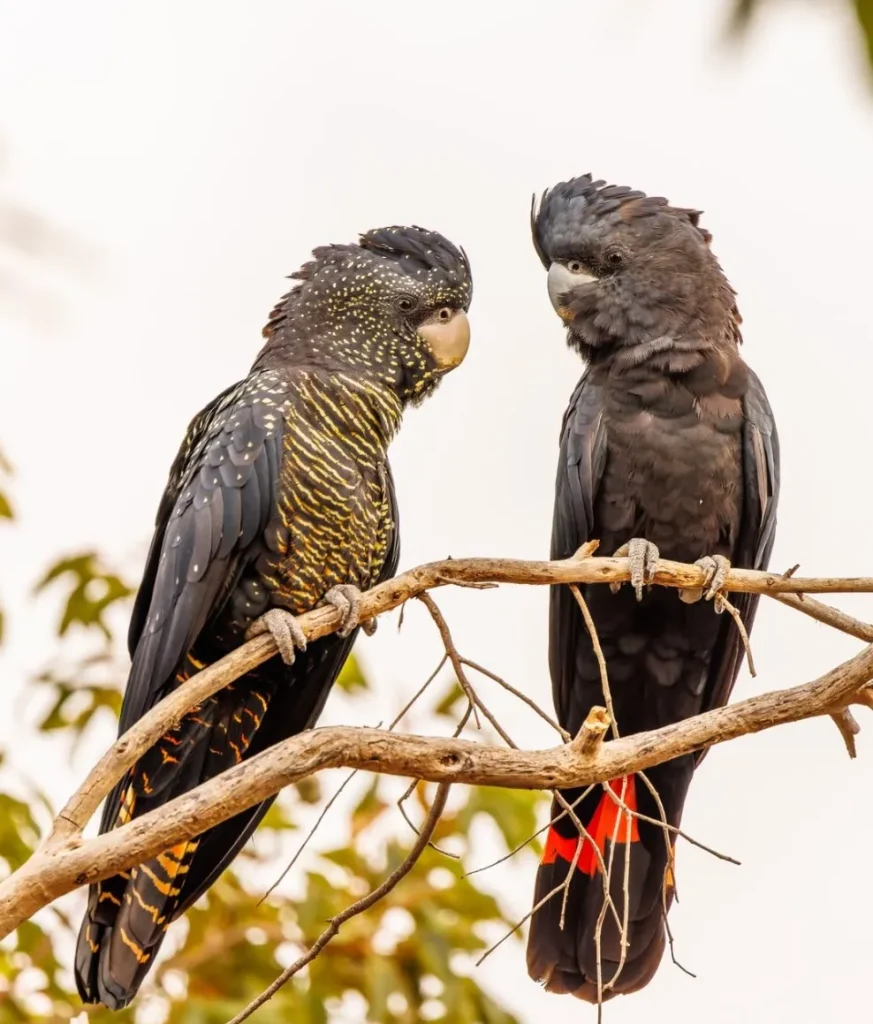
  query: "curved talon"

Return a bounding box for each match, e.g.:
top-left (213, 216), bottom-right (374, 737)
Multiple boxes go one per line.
top-left (324, 584), bottom-right (371, 638)
top-left (681, 554), bottom-right (731, 606)
top-left (680, 554), bottom-right (731, 607)
top-left (246, 608), bottom-right (308, 665)
top-left (610, 537), bottom-right (660, 602)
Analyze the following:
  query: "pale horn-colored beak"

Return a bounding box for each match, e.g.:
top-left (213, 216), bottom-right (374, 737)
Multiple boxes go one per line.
top-left (418, 309), bottom-right (471, 370)
top-left (547, 261), bottom-right (596, 321)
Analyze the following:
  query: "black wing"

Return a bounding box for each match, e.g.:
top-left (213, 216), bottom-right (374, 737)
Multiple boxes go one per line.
top-left (548, 370), bottom-right (608, 727)
top-left (126, 381), bottom-right (242, 660)
top-left (117, 372), bottom-right (287, 739)
top-left (695, 367), bottom-right (779, 750)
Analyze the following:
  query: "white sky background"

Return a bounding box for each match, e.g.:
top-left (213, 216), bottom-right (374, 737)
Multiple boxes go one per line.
top-left (1, 0), bottom-right (873, 1021)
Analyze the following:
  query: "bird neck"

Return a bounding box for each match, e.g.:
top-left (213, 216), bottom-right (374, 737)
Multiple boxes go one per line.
top-left (585, 321), bottom-right (749, 401)
top-left (289, 367), bottom-right (405, 451)
top-left (254, 317), bottom-right (443, 412)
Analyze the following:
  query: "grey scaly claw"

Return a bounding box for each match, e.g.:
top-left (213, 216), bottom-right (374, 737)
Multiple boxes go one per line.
top-left (246, 608), bottom-right (308, 665)
top-left (324, 584), bottom-right (374, 638)
top-left (610, 538), bottom-right (660, 601)
top-left (680, 554), bottom-right (732, 608)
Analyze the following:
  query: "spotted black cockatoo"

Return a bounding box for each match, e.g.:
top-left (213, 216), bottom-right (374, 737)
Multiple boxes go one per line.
top-left (75, 225), bottom-right (472, 1009)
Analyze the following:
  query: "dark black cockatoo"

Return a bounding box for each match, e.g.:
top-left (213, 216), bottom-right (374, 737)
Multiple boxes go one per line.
top-left (74, 226), bottom-right (473, 1009)
top-left (526, 175), bottom-right (779, 1001)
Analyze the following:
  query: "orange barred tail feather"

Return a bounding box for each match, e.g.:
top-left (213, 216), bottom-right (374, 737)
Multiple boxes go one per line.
top-left (75, 838), bottom-right (200, 1009)
top-left (74, 664), bottom-right (276, 1010)
top-left (527, 760), bottom-right (692, 1003)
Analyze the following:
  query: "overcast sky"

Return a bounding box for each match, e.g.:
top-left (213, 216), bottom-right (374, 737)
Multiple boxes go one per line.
top-left (2, 1), bottom-right (873, 1021)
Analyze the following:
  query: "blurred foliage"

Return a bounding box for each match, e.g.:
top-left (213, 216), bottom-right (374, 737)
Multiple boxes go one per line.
top-left (35, 555), bottom-right (133, 641)
top-left (0, 495), bottom-right (533, 1021)
top-left (729, 0), bottom-right (873, 77)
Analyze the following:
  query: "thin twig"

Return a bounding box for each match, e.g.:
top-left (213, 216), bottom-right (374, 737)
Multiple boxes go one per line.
top-left (258, 768), bottom-right (358, 907)
top-left (771, 592), bottom-right (873, 643)
top-left (613, 777), bottom-right (633, 991)
top-left (830, 707), bottom-right (861, 759)
top-left (5, 555), bottom-right (873, 938)
top-left (569, 584), bottom-right (618, 738)
top-left (396, 701), bottom-right (474, 858)
top-left (418, 592), bottom-right (517, 745)
top-left (475, 880), bottom-right (565, 967)
top-left (567, 581), bottom-right (628, 987)
top-left (42, 554), bottom-right (873, 848)
top-left (461, 657), bottom-right (571, 741)
top-left (664, 902), bottom-right (696, 979)
top-left (227, 782), bottom-right (451, 1024)
top-left (261, 655), bottom-right (450, 901)
top-left (715, 592), bottom-right (757, 677)
top-left (464, 785), bottom-right (596, 878)
top-left (601, 782), bottom-right (740, 865)
top-left (597, 775), bottom-right (632, 998)
top-left (558, 836), bottom-right (584, 931)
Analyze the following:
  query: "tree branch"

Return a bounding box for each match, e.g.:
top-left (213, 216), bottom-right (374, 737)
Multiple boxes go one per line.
top-left (4, 552), bottom-right (872, 943)
top-left (45, 553), bottom-right (873, 846)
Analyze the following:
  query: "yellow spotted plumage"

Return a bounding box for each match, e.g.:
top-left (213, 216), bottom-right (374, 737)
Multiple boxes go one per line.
top-left (75, 226), bottom-right (472, 1010)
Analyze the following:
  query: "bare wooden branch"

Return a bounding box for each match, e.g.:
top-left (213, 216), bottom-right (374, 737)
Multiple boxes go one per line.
top-left (4, 551), bottom-right (873, 951)
top-left (43, 553), bottom-right (873, 849)
top-left (772, 592), bottom-right (873, 642)
top-left (831, 707), bottom-right (862, 759)
top-left (573, 707), bottom-right (611, 757)
top-left (1, 620), bottom-right (871, 938)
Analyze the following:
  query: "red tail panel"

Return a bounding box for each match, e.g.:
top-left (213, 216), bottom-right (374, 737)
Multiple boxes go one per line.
top-left (542, 776), bottom-right (640, 876)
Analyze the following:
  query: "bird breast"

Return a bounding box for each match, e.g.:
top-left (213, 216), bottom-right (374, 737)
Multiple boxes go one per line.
top-left (598, 398), bottom-right (744, 564)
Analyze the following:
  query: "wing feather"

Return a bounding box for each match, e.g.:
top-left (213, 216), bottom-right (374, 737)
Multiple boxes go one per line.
top-left (117, 374), bottom-right (287, 737)
top-left (696, 367), bottom-right (780, 750)
top-left (549, 371), bottom-right (608, 726)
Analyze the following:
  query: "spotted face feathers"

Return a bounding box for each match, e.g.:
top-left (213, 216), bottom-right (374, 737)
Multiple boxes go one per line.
top-left (257, 225), bottom-right (472, 405)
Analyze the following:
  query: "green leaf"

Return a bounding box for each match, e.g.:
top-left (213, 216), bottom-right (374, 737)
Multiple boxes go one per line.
top-left (0, 447), bottom-right (13, 520)
top-left (458, 786), bottom-right (546, 853)
top-left (35, 551), bottom-right (133, 639)
top-left (434, 679), bottom-right (465, 718)
top-left (854, 0), bottom-right (873, 80)
top-left (33, 672), bottom-right (123, 743)
top-left (336, 652), bottom-right (369, 692)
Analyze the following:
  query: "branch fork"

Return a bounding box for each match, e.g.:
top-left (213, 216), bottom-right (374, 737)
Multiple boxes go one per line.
top-left (2, 549), bottom-right (873, 1012)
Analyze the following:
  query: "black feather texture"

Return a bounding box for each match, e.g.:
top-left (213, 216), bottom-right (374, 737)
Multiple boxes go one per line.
top-left (531, 173), bottom-right (709, 270)
top-left (526, 175), bottom-right (779, 1002)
